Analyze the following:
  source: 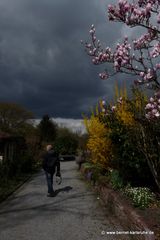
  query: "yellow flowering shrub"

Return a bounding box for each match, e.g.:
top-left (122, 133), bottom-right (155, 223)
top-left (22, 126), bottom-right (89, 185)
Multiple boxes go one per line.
top-left (114, 83), bottom-right (135, 126)
top-left (116, 101), bottom-right (135, 126)
top-left (132, 87), bottom-right (148, 116)
top-left (84, 113), bottom-right (112, 170)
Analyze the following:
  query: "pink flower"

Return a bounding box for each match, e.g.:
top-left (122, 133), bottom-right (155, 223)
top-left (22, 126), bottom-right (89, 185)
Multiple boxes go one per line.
top-left (155, 112), bottom-right (160, 117)
top-left (111, 106), bottom-right (116, 111)
top-left (99, 72), bottom-right (108, 80)
top-left (84, 0), bottom-right (160, 103)
top-left (145, 103), bottom-right (152, 110)
top-left (145, 91), bottom-right (160, 119)
top-left (150, 97), bottom-right (154, 102)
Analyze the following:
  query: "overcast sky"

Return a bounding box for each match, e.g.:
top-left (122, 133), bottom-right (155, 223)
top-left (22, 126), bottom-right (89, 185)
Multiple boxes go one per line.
top-left (0, 0), bottom-right (130, 119)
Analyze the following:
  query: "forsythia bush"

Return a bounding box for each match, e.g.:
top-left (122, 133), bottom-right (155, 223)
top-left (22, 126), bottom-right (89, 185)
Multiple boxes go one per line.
top-left (114, 84), bottom-right (135, 126)
top-left (84, 84), bottom-right (159, 191)
top-left (116, 100), bottom-right (135, 126)
top-left (84, 113), bottom-right (112, 170)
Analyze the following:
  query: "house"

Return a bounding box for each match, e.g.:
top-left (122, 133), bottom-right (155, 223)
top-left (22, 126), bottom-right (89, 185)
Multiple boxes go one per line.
top-left (0, 132), bottom-right (26, 164)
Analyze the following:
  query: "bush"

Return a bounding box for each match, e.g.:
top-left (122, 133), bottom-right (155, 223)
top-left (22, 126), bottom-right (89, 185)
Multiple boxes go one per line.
top-left (109, 169), bottom-right (124, 190)
top-left (82, 162), bottom-right (94, 170)
top-left (20, 154), bottom-right (34, 173)
top-left (84, 113), bottom-right (113, 171)
top-left (82, 162), bottom-right (106, 185)
top-left (100, 88), bottom-right (156, 188)
top-left (97, 175), bottom-right (110, 186)
top-left (110, 124), bottom-right (154, 186)
top-left (124, 186), bottom-right (155, 209)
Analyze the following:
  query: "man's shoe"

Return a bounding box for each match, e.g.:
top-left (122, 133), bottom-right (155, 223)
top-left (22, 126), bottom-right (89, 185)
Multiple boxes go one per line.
top-left (47, 192), bottom-right (55, 197)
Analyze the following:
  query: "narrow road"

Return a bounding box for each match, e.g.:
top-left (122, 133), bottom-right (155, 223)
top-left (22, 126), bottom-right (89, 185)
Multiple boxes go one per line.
top-left (0, 161), bottom-right (130, 240)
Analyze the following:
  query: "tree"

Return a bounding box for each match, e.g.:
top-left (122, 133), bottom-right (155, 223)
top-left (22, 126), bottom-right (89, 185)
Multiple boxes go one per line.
top-left (38, 114), bottom-right (57, 143)
top-left (82, 0), bottom-right (160, 190)
top-left (22, 123), bottom-right (41, 164)
top-left (54, 127), bottom-right (78, 155)
top-left (83, 0), bottom-right (160, 119)
top-left (0, 102), bottom-right (33, 134)
top-left (77, 133), bottom-right (88, 152)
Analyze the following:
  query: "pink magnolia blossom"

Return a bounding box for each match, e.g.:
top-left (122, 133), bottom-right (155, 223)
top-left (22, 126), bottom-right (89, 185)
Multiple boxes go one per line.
top-left (145, 92), bottom-right (160, 119)
top-left (99, 72), bottom-right (108, 80)
top-left (150, 43), bottom-right (160, 58)
top-left (83, 0), bottom-right (160, 118)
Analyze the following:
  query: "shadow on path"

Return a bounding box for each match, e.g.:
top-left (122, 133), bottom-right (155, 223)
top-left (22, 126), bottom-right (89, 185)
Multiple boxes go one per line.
top-left (54, 186), bottom-right (72, 196)
top-left (0, 189), bottom-right (96, 232)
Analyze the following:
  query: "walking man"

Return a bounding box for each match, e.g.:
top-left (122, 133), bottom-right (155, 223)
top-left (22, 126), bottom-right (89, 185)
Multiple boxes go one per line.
top-left (42, 144), bottom-right (61, 197)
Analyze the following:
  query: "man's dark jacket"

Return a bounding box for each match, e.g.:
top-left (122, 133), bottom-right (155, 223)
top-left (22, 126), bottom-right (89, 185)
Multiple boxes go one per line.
top-left (42, 150), bottom-right (60, 175)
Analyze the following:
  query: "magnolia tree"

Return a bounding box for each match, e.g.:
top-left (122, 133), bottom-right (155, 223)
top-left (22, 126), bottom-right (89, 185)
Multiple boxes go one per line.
top-left (83, 0), bottom-right (160, 120)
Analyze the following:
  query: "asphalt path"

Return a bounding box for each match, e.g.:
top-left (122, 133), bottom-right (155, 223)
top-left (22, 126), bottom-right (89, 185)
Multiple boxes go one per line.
top-left (0, 161), bottom-right (130, 240)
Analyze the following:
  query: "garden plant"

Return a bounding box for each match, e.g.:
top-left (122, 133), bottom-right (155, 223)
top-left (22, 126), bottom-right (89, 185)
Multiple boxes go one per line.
top-left (82, 0), bottom-right (160, 193)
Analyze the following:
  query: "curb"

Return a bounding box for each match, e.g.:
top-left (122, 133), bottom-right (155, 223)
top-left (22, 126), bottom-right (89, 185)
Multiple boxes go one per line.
top-left (97, 185), bottom-right (155, 240)
top-left (80, 166), bottom-right (155, 240)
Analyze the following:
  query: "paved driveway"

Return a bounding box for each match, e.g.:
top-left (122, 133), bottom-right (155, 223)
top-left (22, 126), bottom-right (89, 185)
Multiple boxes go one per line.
top-left (0, 161), bottom-right (130, 240)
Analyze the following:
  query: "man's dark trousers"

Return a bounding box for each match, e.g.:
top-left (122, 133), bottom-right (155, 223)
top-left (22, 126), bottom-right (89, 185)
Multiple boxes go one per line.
top-left (45, 171), bottom-right (54, 193)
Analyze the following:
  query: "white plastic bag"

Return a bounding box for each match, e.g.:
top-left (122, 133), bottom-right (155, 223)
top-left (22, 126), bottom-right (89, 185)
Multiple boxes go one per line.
top-left (56, 176), bottom-right (62, 185)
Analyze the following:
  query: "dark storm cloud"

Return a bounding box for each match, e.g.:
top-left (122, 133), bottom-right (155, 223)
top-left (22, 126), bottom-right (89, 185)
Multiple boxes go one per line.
top-left (0, 0), bottom-right (124, 118)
